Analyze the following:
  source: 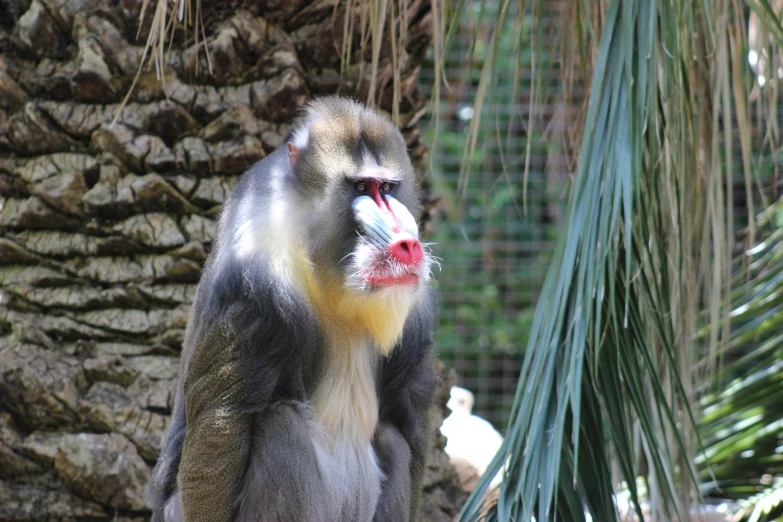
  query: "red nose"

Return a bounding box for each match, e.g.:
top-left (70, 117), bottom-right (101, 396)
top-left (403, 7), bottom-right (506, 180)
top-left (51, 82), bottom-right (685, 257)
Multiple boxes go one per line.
top-left (389, 237), bottom-right (423, 266)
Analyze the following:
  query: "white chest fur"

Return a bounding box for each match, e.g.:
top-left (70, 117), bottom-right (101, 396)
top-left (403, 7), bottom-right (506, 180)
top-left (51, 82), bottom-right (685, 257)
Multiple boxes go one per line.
top-left (309, 339), bottom-right (383, 522)
top-left (308, 426), bottom-right (382, 521)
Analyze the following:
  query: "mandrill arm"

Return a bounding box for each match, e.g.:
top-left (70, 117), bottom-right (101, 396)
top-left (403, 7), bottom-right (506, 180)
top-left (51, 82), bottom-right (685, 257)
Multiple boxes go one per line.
top-left (178, 309), bottom-right (272, 522)
top-left (153, 259), bottom-right (319, 522)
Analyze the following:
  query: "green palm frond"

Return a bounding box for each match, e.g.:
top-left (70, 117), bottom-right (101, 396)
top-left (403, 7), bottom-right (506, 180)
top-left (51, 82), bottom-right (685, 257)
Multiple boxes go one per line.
top-left (732, 478), bottom-right (783, 522)
top-left (448, 0), bottom-right (779, 519)
top-left (458, 0), bottom-right (710, 520)
top-left (699, 199), bottom-right (783, 502)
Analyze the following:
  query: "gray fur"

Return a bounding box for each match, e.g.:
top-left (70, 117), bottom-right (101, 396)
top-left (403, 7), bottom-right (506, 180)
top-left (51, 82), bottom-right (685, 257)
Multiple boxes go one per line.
top-left (373, 423), bottom-right (413, 520)
top-left (235, 403), bottom-right (330, 522)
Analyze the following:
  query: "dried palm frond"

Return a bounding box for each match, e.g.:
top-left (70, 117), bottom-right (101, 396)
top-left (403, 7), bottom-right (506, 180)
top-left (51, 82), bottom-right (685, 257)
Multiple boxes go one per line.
top-left (114, 0), bottom-right (211, 124)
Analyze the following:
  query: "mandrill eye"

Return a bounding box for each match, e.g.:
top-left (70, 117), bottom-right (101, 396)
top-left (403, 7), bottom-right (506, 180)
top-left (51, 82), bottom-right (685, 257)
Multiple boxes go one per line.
top-left (354, 181), bottom-right (368, 194)
top-left (380, 182), bottom-right (392, 194)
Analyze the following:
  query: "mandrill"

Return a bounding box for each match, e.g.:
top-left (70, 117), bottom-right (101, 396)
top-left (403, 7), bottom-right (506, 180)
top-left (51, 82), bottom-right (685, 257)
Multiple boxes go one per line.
top-left (149, 96), bottom-right (437, 522)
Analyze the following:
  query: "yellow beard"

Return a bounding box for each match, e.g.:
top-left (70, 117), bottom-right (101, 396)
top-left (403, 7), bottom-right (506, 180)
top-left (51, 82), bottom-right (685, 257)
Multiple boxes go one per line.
top-left (281, 245), bottom-right (419, 355)
top-left (276, 246), bottom-right (421, 443)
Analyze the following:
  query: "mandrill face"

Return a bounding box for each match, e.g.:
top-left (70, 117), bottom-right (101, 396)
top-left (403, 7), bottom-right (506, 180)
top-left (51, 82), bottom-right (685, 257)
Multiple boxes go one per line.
top-left (286, 98), bottom-right (434, 298)
top-left (349, 177), bottom-right (431, 292)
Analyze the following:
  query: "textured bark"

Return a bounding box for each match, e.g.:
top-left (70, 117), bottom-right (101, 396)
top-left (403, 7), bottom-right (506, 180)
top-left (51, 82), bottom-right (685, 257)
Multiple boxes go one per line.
top-left (0, 1), bottom-right (461, 520)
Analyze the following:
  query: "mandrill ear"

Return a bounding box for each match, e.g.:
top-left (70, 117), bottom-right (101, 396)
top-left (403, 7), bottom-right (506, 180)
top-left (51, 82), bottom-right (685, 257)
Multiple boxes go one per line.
top-left (287, 143), bottom-right (299, 164)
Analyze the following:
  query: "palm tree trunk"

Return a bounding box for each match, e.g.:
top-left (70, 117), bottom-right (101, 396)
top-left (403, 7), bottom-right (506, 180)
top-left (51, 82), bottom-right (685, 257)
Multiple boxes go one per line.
top-left (0, 1), bottom-right (462, 519)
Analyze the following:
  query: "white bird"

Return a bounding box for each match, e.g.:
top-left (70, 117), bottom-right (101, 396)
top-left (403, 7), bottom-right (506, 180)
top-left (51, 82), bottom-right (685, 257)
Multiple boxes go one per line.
top-left (440, 386), bottom-right (504, 489)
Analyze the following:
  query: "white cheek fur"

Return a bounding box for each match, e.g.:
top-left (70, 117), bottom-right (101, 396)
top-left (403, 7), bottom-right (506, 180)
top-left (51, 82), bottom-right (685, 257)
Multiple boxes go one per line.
top-left (289, 127), bottom-right (309, 150)
top-left (231, 163), bottom-right (311, 290)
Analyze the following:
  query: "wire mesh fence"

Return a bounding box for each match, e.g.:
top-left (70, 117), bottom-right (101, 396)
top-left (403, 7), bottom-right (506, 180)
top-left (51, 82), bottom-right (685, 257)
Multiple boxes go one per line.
top-left (417, 2), bottom-right (780, 433)
top-left (417, 4), bottom-right (570, 431)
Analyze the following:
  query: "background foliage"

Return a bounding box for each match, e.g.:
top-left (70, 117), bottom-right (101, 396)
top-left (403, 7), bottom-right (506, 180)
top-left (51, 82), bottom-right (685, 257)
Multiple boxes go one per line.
top-left (422, 0), bottom-right (783, 521)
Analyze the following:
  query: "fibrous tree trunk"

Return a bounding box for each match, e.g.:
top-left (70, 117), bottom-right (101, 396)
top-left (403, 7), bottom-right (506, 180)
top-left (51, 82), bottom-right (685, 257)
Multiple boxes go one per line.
top-left (0, 1), bottom-right (464, 519)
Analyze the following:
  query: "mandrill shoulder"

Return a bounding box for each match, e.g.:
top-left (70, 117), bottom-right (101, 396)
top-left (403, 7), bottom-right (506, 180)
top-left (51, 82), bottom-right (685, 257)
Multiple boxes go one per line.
top-left (186, 161), bottom-right (319, 354)
top-left (183, 244), bottom-right (323, 406)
